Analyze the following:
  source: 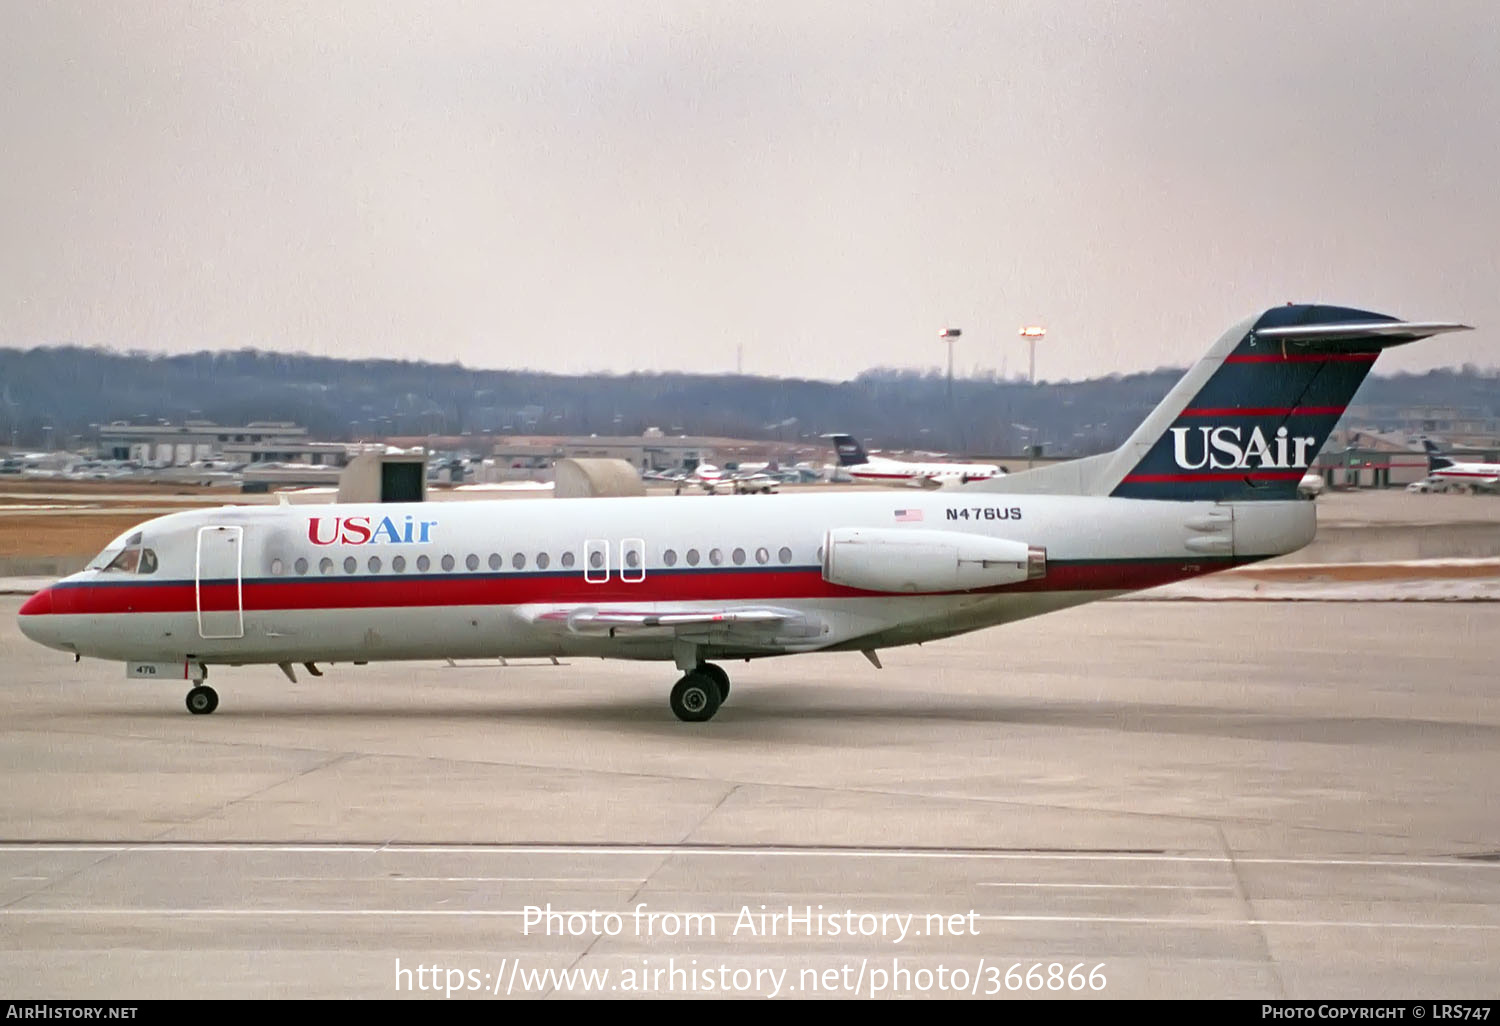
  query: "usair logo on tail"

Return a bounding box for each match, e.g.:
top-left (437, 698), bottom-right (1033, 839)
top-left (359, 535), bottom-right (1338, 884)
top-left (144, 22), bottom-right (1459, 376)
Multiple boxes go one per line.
top-left (1169, 426), bottom-right (1317, 471)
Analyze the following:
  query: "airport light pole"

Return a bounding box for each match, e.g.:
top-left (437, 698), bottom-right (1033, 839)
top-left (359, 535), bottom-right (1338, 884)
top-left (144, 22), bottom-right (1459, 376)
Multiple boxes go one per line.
top-left (1020, 325), bottom-right (1047, 385)
top-left (939, 327), bottom-right (962, 405)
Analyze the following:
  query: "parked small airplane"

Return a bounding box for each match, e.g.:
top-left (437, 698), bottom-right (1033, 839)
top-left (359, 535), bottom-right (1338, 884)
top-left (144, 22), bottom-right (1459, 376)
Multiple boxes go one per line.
top-left (1422, 440), bottom-right (1500, 491)
top-left (826, 434), bottom-right (1003, 488)
top-left (17, 304), bottom-right (1470, 721)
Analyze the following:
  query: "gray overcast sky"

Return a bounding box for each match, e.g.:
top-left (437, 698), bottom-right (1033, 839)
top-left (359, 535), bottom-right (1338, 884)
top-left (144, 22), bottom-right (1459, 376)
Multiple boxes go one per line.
top-left (1, 2), bottom-right (1496, 381)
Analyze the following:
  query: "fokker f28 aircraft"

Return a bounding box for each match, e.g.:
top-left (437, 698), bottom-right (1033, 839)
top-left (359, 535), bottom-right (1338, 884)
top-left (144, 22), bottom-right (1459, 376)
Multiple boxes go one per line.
top-left (826, 434), bottom-right (1004, 488)
top-left (18, 305), bottom-right (1470, 721)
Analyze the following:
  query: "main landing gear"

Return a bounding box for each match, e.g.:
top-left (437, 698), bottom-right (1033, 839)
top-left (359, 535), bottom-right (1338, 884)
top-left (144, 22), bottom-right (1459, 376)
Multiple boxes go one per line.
top-left (669, 663), bottom-right (731, 722)
top-left (185, 684), bottom-right (219, 715)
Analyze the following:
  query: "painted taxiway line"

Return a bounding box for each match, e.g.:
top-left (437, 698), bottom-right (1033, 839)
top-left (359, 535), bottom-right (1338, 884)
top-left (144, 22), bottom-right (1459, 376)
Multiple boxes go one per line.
top-left (0, 841), bottom-right (1495, 870)
top-left (0, 908), bottom-right (1494, 931)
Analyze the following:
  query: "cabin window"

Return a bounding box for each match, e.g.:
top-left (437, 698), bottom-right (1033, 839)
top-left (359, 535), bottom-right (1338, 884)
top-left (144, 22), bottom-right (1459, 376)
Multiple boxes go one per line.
top-left (756, 547), bottom-right (769, 565)
top-left (270, 558), bottom-right (284, 576)
top-left (488, 553), bottom-right (502, 571)
top-left (662, 549), bottom-right (678, 567)
top-left (625, 549), bottom-right (640, 569)
top-left (441, 554), bottom-right (455, 572)
top-left (536, 552), bottom-right (550, 569)
top-left (732, 548), bottom-right (746, 565)
top-left (368, 556), bottom-right (382, 573)
top-left (392, 555), bottom-right (406, 573)
top-left (343, 556), bottom-right (357, 574)
top-left (416, 555), bottom-right (431, 572)
top-left (778, 546), bottom-right (792, 564)
top-left (588, 550), bottom-right (603, 570)
top-left (294, 557), bottom-right (309, 575)
top-left (709, 548), bottom-right (724, 566)
top-left (465, 554), bottom-right (479, 571)
top-left (686, 548), bottom-right (700, 566)
top-left (817, 546), bottom-right (824, 562)
top-left (513, 553), bottom-right (526, 570)
top-left (319, 557), bottom-right (334, 575)
top-left (561, 551), bottom-right (576, 569)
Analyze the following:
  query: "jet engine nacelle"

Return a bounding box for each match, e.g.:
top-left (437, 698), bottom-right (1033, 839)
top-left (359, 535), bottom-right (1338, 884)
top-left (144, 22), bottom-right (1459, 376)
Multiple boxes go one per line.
top-left (821, 527), bottom-right (1046, 593)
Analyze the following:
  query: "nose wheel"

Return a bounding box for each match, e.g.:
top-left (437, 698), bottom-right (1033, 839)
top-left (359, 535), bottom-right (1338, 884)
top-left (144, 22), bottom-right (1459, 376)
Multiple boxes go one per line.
top-left (185, 685), bottom-right (219, 715)
top-left (668, 663), bottom-right (730, 722)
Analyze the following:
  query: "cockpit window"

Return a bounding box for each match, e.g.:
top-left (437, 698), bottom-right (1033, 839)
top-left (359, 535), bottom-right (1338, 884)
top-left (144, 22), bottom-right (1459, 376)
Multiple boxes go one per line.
top-left (89, 528), bottom-right (146, 571)
top-left (104, 548), bottom-right (141, 573)
top-left (98, 538), bottom-right (157, 574)
top-left (88, 546), bottom-right (124, 571)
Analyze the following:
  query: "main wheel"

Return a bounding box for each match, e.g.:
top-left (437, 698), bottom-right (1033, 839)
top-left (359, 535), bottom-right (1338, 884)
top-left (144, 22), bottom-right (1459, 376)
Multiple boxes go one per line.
top-left (669, 672), bottom-right (721, 722)
top-left (185, 685), bottom-right (219, 715)
top-left (698, 663), bottom-right (730, 701)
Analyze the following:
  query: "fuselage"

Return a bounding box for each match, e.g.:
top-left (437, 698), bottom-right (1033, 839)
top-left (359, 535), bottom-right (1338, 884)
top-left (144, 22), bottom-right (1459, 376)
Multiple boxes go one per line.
top-left (1430, 460), bottom-right (1500, 487)
top-left (17, 490), bottom-right (1313, 667)
top-left (847, 457), bottom-right (1002, 486)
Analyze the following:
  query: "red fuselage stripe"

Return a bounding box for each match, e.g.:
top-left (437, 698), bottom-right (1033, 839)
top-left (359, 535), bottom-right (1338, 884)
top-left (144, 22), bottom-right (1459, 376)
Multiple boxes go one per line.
top-left (1120, 471), bottom-right (1304, 483)
top-left (38, 559), bottom-right (1245, 616)
top-left (1224, 353), bottom-right (1378, 364)
top-left (1177, 406), bottom-right (1346, 417)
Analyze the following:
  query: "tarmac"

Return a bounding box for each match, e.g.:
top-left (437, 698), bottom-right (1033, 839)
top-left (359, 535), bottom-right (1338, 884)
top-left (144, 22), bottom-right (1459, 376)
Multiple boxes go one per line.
top-left (1, 596), bottom-right (1496, 999)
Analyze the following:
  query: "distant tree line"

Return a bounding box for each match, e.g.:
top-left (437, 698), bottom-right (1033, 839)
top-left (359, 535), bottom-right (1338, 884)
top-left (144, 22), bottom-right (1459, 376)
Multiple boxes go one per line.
top-left (0, 345), bottom-right (1495, 457)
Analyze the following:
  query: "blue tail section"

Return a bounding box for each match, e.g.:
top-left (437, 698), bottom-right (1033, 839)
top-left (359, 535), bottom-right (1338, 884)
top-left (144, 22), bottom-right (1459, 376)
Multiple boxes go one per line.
top-left (1109, 305), bottom-right (1468, 502)
top-left (1423, 440), bottom-right (1454, 472)
top-left (827, 434), bottom-right (870, 467)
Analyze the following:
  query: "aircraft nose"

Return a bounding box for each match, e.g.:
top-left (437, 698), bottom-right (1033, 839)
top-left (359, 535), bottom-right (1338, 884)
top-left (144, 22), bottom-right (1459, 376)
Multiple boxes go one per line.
top-left (17, 586), bottom-right (59, 647)
top-left (18, 586), bottom-right (53, 618)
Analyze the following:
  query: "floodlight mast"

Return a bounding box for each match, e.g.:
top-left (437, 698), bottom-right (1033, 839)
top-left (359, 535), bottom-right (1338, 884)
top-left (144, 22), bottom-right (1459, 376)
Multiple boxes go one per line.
top-left (1019, 325), bottom-right (1047, 385)
top-left (939, 327), bottom-right (961, 403)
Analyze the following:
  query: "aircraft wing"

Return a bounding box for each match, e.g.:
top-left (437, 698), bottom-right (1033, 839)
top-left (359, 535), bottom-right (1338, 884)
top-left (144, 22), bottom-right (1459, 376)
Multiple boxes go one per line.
top-left (521, 605), bottom-right (828, 645)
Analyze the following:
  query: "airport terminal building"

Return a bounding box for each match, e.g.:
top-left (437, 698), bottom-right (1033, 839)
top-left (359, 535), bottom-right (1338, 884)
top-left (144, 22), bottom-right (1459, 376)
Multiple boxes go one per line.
top-left (96, 421), bottom-right (348, 467)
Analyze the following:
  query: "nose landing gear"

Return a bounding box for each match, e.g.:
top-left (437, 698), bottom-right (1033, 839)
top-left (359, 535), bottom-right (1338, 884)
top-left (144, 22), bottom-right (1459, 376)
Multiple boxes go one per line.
top-left (185, 685), bottom-right (219, 715)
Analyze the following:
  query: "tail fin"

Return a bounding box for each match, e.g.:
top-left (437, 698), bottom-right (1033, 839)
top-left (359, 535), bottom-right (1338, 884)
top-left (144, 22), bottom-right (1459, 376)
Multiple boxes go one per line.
top-left (826, 434), bottom-right (871, 467)
top-left (1423, 439), bottom-right (1455, 472)
top-left (1099, 305), bottom-right (1470, 500)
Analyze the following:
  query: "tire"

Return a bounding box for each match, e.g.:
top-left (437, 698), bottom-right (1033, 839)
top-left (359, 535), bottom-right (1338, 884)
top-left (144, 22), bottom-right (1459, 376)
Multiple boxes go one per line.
top-left (186, 685), bottom-right (218, 715)
top-left (698, 663), bottom-right (730, 701)
top-left (669, 673), bottom-right (721, 722)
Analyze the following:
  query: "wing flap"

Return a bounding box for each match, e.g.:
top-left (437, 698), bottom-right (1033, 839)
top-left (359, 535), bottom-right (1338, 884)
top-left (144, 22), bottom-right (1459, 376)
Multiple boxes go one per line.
top-left (522, 605), bottom-right (828, 643)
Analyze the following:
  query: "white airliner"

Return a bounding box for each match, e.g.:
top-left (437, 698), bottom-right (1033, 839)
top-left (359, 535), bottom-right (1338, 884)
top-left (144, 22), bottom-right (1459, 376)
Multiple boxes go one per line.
top-left (17, 305), bottom-right (1470, 721)
top-left (826, 434), bottom-right (1004, 488)
top-left (1422, 440), bottom-right (1500, 491)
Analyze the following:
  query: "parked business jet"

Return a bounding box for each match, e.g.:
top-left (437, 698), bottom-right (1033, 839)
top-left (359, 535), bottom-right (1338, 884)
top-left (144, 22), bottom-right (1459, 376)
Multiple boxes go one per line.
top-left (1422, 440), bottom-right (1500, 491)
top-left (17, 305), bottom-right (1469, 721)
top-left (826, 435), bottom-right (1004, 488)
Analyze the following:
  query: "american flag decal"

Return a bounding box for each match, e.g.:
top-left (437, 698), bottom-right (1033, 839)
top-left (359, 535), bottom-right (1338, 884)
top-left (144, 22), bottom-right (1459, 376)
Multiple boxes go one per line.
top-left (894, 509), bottom-right (923, 522)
